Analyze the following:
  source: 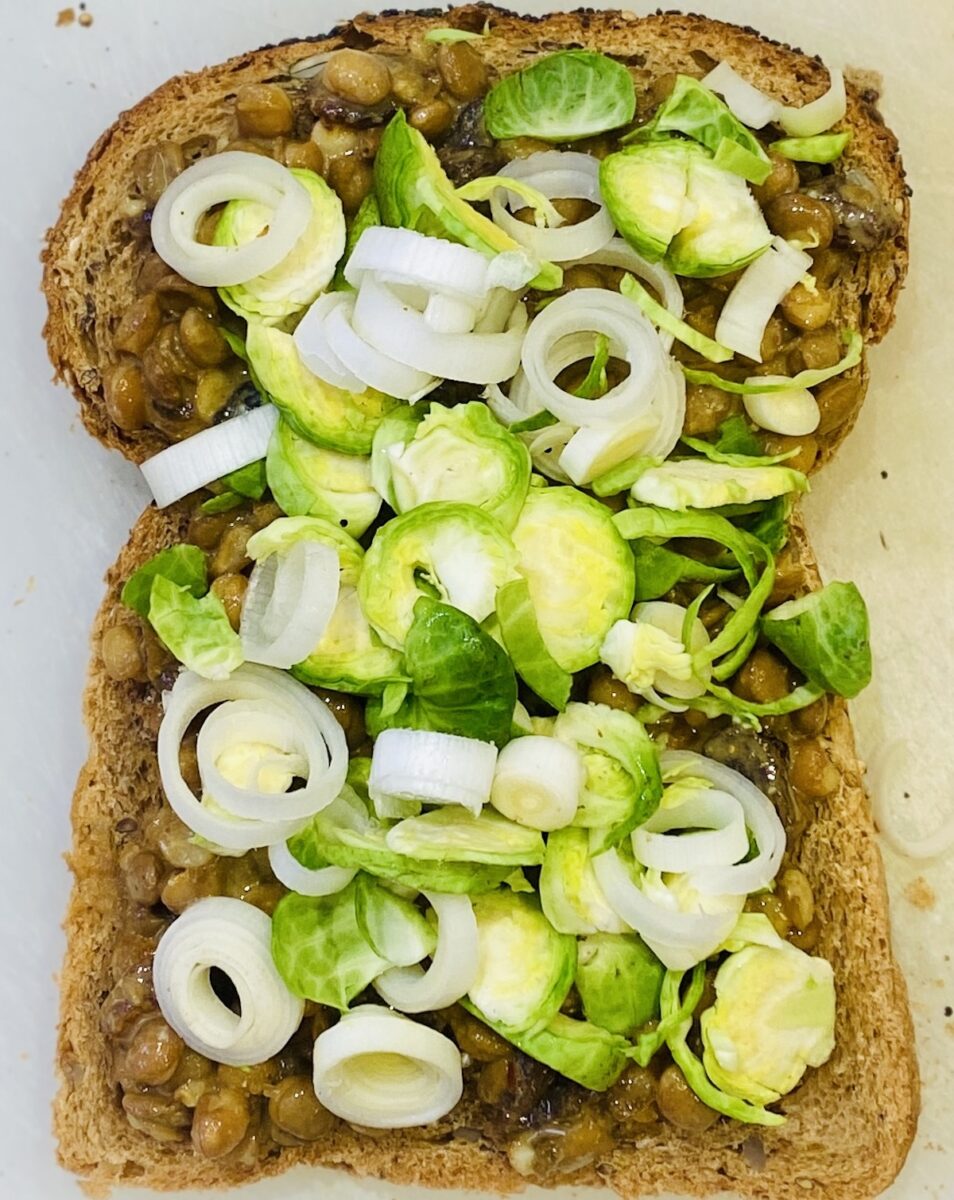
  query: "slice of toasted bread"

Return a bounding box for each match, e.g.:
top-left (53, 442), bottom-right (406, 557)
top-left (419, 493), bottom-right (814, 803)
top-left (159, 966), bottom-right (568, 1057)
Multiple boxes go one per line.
top-left (42, 4), bottom-right (908, 470)
top-left (56, 501), bottom-right (918, 1198)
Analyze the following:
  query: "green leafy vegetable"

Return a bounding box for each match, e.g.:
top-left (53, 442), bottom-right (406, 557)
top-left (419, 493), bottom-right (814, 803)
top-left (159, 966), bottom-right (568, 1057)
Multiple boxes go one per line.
top-left (484, 51), bottom-right (636, 142)
top-left (146, 575), bottom-right (242, 680)
top-left (271, 882), bottom-right (388, 1010)
top-left (684, 330), bottom-right (862, 394)
top-left (353, 873), bottom-right (436, 966)
top-left (371, 401), bottom-right (531, 531)
top-left (700, 942), bottom-right (836, 1105)
top-left (424, 27), bottom-right (485, 43)
top-left (512, 487), bottom-right (635, 673)
top-left (540, 826), bottom-right (630, 935)
top-left (630, 539), bottom-right (740, 601)
top-left (625, 75), bottom-right (771, 184)
top-left (374, 111), bottom-right (561, 290)
top-left (246, 322), bottom-right (399, 455)
top-left (576, 933), bottom-right (665, 1035)
top-left (761, 580), bottom-right (871, 697)
top-left (770, 132), bottom-right (851, 163)
top-left (266, 415), bottom-right (382, 536)
top-left (553, 702), bottom-right (663, 852)
top-left (359, 501), bottom-right (519, 650)
top-left (386, 808), bottom-right (545, 866)
top-left (495, 578), bottom-right (572, 711)
top-left (467, 891), bottom-right (576, 1036)
top-left (620, 273), bottom-right (733, 362)
top-left (680, 434), bottom-right (797, 468)
top-left (368, 597), bottom-right (517, 746)
top-left (121, 544), bottom-right (208, 618)
top-left (215, 169), bottom-right (345, 324)
top-left (571, 332), bottom-right (611, 399)
top-left (466, 1004), bottom-right (632, 1091)
top-left (631, 459), bottom-right (809, 511)
top-left (628, 962), bottom-right (705, 1067)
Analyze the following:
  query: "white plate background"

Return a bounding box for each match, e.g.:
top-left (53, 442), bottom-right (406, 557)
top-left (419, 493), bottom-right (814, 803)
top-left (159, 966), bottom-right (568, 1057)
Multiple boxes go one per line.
top-left (1, 2), bottom-right (951, 1197)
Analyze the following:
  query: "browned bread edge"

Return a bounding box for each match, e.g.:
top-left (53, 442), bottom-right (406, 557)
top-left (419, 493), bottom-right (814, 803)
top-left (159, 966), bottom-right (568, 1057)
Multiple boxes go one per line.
top-left (41, 4), bottom-right (909, 468)
top-left (55, 502), bottom-right (919, 1198)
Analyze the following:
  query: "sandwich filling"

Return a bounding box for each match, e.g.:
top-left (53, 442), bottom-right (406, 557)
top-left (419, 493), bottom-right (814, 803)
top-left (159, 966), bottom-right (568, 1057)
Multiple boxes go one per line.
top-left (87, 23), bottom-right (887, 1181)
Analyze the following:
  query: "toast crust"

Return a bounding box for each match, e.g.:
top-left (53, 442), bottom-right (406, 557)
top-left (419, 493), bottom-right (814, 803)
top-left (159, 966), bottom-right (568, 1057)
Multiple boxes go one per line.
top-left (56, 502), bottom-right (919, 1199)
top-left (41, 4), bottom-right (908, 468)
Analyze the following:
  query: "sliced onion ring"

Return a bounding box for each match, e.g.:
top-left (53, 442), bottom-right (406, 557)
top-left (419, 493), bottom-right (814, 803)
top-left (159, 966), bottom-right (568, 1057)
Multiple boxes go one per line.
top-left (158, 664), bottom-right (347, 849)
top-left (573, 238), bottom-right (684, 350)
top-left (701, 62), bottom-right (784, 129)
top-left (141, 405), bottom-right (278, 509)
top-left (660, 751), bottom-right (786, 896)
top-left (520, 289), bottom-right (665, 426)
top-left (313, 1005), bottom-right (463, 1128)
top-left (716, 237), bottom-right (813, 361)
top-left (154, 897), bottom-right (304, 1066)
top-left (293, 294), bottom-right (366, 392)
top-left (267, 838), bottom-right (357, 896)
top-left (632, 789), bottom-right (749, 873)
top-left (374, 892), bottom-right (479, 1012)
top-left (241, 539), bottom-right (340, 668)
top-left (151, 151), bottom-right (311, 287)
top-left (489, 152), bottom-right (616, 262)
top-left (353, 279), bottom-right (527, 385)
top-left (592, 845), bottom-right (740, 971)
top-left (369, 728), bottom-right (498, 817)
top-left (323, 291), bottom-right (438, 400)
top-left (345, 226), bottom-right (497, 297)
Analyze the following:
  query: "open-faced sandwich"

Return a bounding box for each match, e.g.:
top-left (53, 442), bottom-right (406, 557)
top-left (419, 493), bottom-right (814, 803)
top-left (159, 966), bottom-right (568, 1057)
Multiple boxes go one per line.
top-left (43, 6), bottom-right (917, 1199)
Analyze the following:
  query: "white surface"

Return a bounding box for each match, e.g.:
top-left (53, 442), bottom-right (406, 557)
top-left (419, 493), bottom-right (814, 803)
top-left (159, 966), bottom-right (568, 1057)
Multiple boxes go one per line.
top-left (1, 1), bottom-right (951, 1197)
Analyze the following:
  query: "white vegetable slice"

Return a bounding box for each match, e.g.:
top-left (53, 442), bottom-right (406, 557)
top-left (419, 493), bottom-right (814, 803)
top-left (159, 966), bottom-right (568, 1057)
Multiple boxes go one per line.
top-left (141, 405), bottom-right (278, 509)
top-left (519, 289), bottom-right (667, 426)
top-left (632, 789), bottom-right (749, 873)
top-left (374, 892), bottom-right (479, 1012)
top-left (743, 381), bottom-right (821, 435)
top-left (369, 729), bottom-right (498, 817)
top-left (573, 237), bottom-right (684, 350)
top-left (293, 293), bottom-right (367, 392)
top-left (423, 292), bottom-right (482, 334)
top-left (778, 69), bottom-right (847, 138)
top-left (592, 845), bottom-right (741, 970)
top-left (701, 62), bottom-right (847, 140)
top-left (154, 897), bottom-right (304, 1066)
top-left (715, 237), bottom-right (813, 361)
top-left (240, 539), bottom-right (340, 669)
top-left (267, 839), bottom-right (357, 896)
top-left (490, 735), bottom-right (584, 831)
top-left (151, 151), bottom-right (312, 287)
top-left (313, 1005), bottom-right (463, 1128)
top-left (158, 664), bottom-right (347, 849)
top-left (352, 279), bottom-right (527, 385)
top-left (524, 421), bottom-right (576, 483)
top-left (560, 413), bottom-right (657, 487)
top-left (345, 226), bottom-right (510, 297)
top-left (322, 291), bottom-right (439, 401)
top-left (489, 152), bottom-right (616, 262)
top-left (701, 62), bottom-right (784, 129)
top-left (661, 751), bottom-right (786, 896)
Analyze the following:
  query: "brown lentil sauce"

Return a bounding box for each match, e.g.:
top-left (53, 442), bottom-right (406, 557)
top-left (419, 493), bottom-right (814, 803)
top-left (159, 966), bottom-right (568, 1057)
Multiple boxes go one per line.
top-left (97, 37), bottom-right (889, 1178)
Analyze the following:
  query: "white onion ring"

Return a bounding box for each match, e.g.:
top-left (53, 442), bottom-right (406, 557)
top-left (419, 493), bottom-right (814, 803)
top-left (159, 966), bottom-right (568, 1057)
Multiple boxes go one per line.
top-left (241, 539), bottom-right (340, 669)
top-left (660, 751), bottom-right (786, 896)
top-left (633, 789), bottom-right (749, 873)
top-left (573, 237), bottom-right (684, 350)
top-left (150, 151), bottom-right (311, 287)
top-left (779, 69), bottom-right (847, 138)
top-left (519, 289), bottom-right (665, 426)
top-left (369, 729), bottom-right (498, 817)
top-left (141, 405), bottom-right (278, 509)
top-left (524, 422), bottom-right (575, 483)
top-left (592, 845), bottom-right (741, 971)
top-left (293, 294), bottom-right (367, 392)
top-left (323, 291), bottom-right (438, 400)
top-left (153, 897), bottom-right (304, 1066)
top-left (701, 62), bottom-right (784, 129)
top-left (560, 414), bottom-right (657, 487)
top-left (158, 664), bottom-right (347, 850)
top-left (489, 152), bottom-right (616, 262)
top-left (716, 237), bottom-right (813, 361)
top-left (345, 226), bottom-right (496, 297)
top-left (267, 839), bottom-right (357, 896)
top-left (313, 1006), bottom-right (463, 1128)
top-left (353, 279), bottom-right (527, 385)
top-left (374, 893), bottom-right (479, 1012)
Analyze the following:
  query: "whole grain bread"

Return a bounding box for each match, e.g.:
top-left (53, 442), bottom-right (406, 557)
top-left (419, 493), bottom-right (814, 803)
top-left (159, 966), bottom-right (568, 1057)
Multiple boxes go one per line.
top-left (56, 502), bottom-right (919, 1199)
top-left (42, 4), bottom-right (908, 468)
